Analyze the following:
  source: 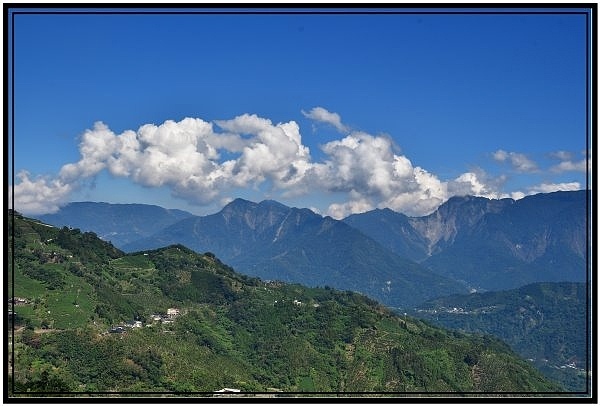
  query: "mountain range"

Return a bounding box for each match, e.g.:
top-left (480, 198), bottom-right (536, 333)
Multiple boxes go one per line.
top-left (8, 213), bottom-right (562, 394)
top-left (345, 190), bottom-right (588, 291)
top-left (39, 202), bottom-right (193, 247)
top-left (122, 199), bottom-right (465, 308)
top-left (39, 190), bottom-right (589, 308)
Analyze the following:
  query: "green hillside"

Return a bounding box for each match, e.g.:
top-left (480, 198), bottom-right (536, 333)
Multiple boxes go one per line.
top-left (8, 213), bottom-right (563, 396)
top-left (413, 282), bottom-right (589, 392)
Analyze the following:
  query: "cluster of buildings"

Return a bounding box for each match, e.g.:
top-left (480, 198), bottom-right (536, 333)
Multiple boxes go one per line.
top-left (151, 307), bottom-right (181, 324)
top-left (7, 297), bottom-right (29, 306)
top-left (108, 307), bottom-right (181, 334)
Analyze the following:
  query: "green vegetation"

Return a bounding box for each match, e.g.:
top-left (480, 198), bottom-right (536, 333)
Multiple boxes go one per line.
top-left (8, 213), bottom-right (563, 396)
top-left (413, 282), bottom-right (589, 392)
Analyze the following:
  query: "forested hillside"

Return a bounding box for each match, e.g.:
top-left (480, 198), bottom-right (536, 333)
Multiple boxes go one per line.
top-left (413, 282), bottom-right (589, 392)
top-left (8, 212), bottom-right (562, 396)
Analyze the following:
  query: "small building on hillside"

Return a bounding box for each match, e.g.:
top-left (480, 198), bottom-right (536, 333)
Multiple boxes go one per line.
top-left (109, 326), bottom-right (126, 334)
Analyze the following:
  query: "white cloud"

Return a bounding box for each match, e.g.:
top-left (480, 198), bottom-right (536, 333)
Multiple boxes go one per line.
top-left (511, 191), bottom-right (526, 200)
top-left (549, 150), bottom-right (573, 161)
top-left (550, 159), bottom-right (588, 173)
top-left (307, 132), bottom-right (450, 218)
top-left (302, 107), bottom-right (348, 133)
top-left (214, 113), bottom-right (272, 135)
top-left (527, 182), bottom-right (582, 194)
top-left (447, 171), bottom-right (509, 200)
top-left (7, 113), bottom-right (492, 218)
top-left (215, 115), bottom-right (312, 190)
top-left (327, 197), bottom-right (374, 220)
top-left (12, 110), bottom-right (583, 218)
top-left (505, 183), bottom-right (582, 202)
top-left (548, 150), bottom-right (588, 173)
top-left (492, 149), bottom-right (538, 173)
top-left (448, 172), bottom-right (489, 196)
top-left (12, 115), bottom-right (315, 214)
top-left (492, 149), bottom-right (509, 162)
top-left (10, 171), bottom-right (74, 215)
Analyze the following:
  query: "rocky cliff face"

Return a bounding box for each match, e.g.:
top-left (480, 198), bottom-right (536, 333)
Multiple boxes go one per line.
top-left (346, 190), bottom-right (588, 291)
top-left (408, 195), bottom-right (513, 255)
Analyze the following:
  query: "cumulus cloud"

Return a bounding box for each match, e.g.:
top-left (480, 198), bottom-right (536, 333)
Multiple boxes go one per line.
top-left (10, 171), bottom-right (74, 215)
top-left (447, 170), bottom-right (512, 201)
top-left (492, 149), bottom-right (538, 173)
top-left (12, 115), bottom-right (315, 214)
top-left (510, 191), bottom-right (526, 200)
top-left (448, 172), bottom-right (492, 197)
top-left (304, 132), bottom-right (450, 218)
top-left (550, 159), bottom-right (588, 173)
top-left (527, 182), bottom-right (582, 194)
top-left (12, 109), bottom-right (583, 219)
top-left (327, 195), bottom-right (374, 220)
top-left (13, 111), bottom-right (459, 218)
top-left (302, 107), bottom-right (349, 133)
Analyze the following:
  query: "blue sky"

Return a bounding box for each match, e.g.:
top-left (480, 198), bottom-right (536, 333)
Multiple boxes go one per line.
top-left (8, 7), bottom-right (592, 218)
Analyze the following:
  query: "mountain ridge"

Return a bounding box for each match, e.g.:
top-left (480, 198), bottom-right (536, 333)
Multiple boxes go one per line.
top-left (123, 199), bottom-right (466, 308)
top-left (37, 190), bottom-right (588, 305)
top-left (345, 190), bottom-right (588, 291)
top-left (39, 201), bottom-right (194, 248)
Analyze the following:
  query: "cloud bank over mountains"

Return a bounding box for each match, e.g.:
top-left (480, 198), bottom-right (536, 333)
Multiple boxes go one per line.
top-left (11, 107), bottom-right (586, 218)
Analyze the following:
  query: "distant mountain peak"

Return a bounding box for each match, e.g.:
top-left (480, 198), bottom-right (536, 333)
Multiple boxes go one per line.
top-left (229, 197), bottom-right (255, 205)
top-left (345, 190), bottom-right (586, 291)
top-left (442, 194), bottom-right (496, 207)
top-left (220, 198), bottom-right (295, 217)
top-left (259, 199), bottom-right (285, 206)
top-left (222, 198), bottom-right (258, 211)
top-left (257, 199), bottom-right (292, 212)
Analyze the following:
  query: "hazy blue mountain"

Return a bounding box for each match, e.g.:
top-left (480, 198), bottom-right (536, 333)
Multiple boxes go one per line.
top-left (412, 282), bottom-right (589, 391)
top-left (41, 191), bottom-right (588, 307)
top-left (344, 191), bottom-right (588, 291)
top-left (343, 208), bottom-right (431, 262)
top-left (124, 198), bottom-right (467, 308)
top-left (39, 202), bottom-right (194, 248)
top-left (421, 191), bottom-right (587, 290)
